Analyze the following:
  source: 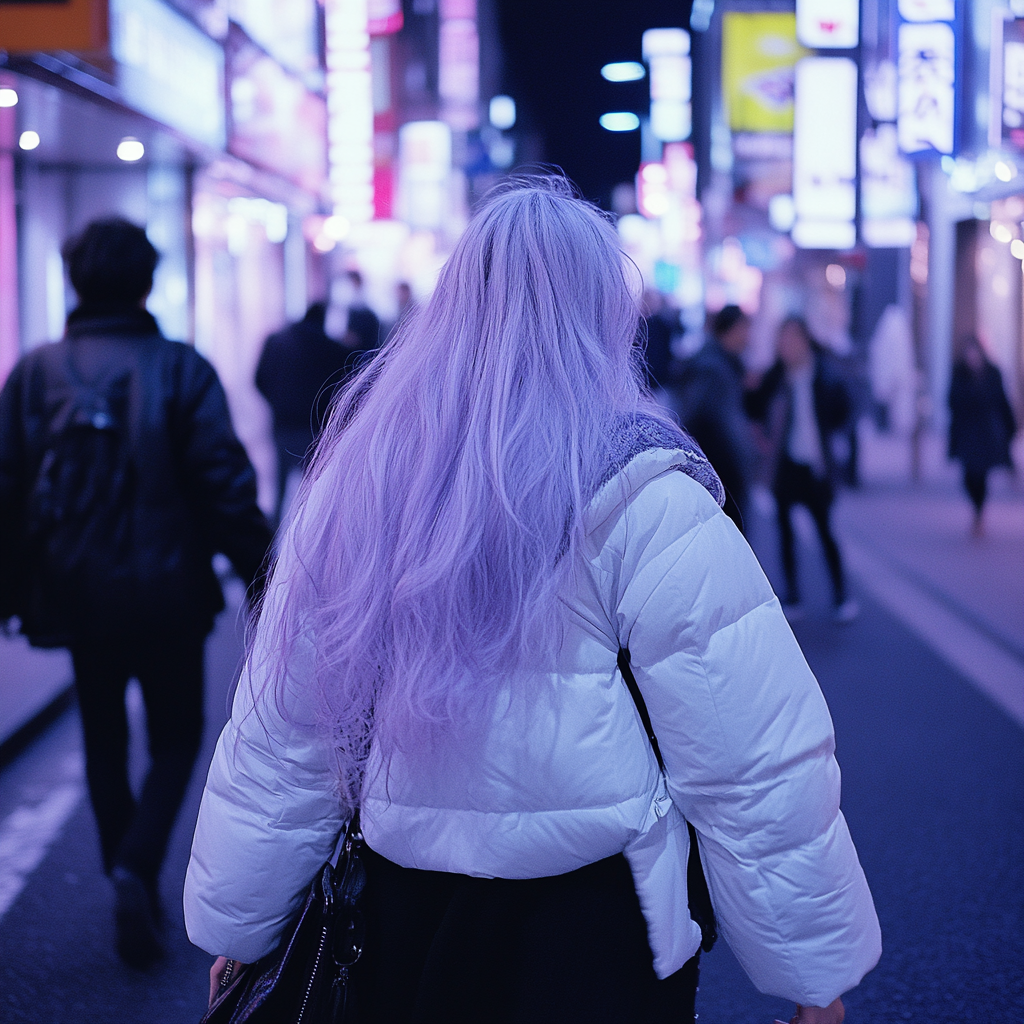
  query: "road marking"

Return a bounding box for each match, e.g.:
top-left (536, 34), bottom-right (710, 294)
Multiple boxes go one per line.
top-left (0, 756), bottom-right (84, 920)
top-left (845, 539), bottom-right (1024, 727)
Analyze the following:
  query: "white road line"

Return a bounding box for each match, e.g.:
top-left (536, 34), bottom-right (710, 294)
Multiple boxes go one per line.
top-left (0, 767), bottom-right (84, 920)
top-left (845, 539), bottom-right (1024, 727)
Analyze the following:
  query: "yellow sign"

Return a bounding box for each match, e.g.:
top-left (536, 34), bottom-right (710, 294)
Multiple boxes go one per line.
top-left (722, 12), bottom-right (807, 133)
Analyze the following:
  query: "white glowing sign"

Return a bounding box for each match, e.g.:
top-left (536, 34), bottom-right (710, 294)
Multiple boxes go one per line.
top-left (861, 123), bottom-right (918, 247)
top-left (642, 27), bottom-right (692, 143)
top-left (792, 57), bottom-right (857, 248)
top-left (1006, 41), bottom-right (1024, 127)
top-left (897, 20), bottom-right (955, 155)
top-left (398, 121), bottom-right (452, 230)
top-left (110, 0), bottom-right (225, 149)
top-left (325, 0), bottom-right (375, 223)
top-left (797, 0), bottom-right (859, 49)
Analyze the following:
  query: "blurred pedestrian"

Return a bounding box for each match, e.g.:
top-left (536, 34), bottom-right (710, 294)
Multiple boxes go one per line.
top-left (675, 305), bottom-right (754, 532)
top-left (256, 301), bottom-right (348, 524)
top-left (640, 289), bottom-right (679, 397)
top-left (327, 269), bottom-right (381, 356)
top-left (0, 218), bottom-right (272, 969)
top-left (186, 181), bottom-right (878, 1024)
top-left (746, 316), bottom-right (858, 622)
top-left (948, 336), bottom-right (1017, 537)
top-left (395, 280), bottom-right (415, 321)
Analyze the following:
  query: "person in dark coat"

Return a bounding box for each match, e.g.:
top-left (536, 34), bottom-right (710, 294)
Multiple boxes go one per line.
top-left (746, 316), bottom-right (857, 622)
top-left (255, 301), bottom-right (349, 524)
top-left (675, 305), bottom-right (754, 532)
top-left (0, 218), bottom-right (272, 969)
top-left (640, 289), bottom-right (678, 395)
top-left (948, 336), bottom-right (1017, 536)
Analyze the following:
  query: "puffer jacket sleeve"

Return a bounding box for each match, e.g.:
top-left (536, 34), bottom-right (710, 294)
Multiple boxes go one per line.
top-left (183, 604), bottom-right (345, 962)
top-left (613, 469), bottom-right (880, 1008)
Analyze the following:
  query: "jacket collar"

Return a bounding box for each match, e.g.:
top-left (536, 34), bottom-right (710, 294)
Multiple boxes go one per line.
top-left (586, 413), bottom-right (726, 533)
top-left (65, 304), bottom-right (161, 340)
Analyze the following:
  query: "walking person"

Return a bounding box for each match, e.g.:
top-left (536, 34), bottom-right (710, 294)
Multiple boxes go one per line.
top-left (676, 304), bottom-right (755, 533)
top-left (185, 181), bottom-right (879, 1024)
top-left (746, 316), bottom-right (858, 623)
top-left (0, 218), bottom-right (273, 968)
top-left (948, 336), bottom-right (1017, 537)
top-left (256, 301), bottom-right (349, 525)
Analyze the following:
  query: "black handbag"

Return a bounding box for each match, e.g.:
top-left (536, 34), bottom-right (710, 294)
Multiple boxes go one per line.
top-left (200, 814), bottom-right (367, 1024)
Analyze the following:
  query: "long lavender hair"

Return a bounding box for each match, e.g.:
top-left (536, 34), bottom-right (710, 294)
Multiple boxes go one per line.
top-left (253, 177), bottom-right (668, 807)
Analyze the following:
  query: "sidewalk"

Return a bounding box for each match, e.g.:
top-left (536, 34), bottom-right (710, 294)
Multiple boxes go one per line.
top-left (834, 426), bottom-right (1024, 726)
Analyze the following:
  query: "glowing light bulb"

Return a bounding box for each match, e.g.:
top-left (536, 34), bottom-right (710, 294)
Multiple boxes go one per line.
top-left (0, 88), bottom-right (18, 108)
top-left (19, 130), bottom-right (40, 150)
top-left (825, 263), bottom-right (847, 289)
top-left (991, 222), bottom-right (1013, 244)
top-left (116, 137), bottom-right (145, 162)
top-left (994, 160), bottom-right (1016, 183)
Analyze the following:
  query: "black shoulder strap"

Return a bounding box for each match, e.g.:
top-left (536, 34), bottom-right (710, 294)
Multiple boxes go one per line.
top-left (617, 647), bottom-right (718, 953)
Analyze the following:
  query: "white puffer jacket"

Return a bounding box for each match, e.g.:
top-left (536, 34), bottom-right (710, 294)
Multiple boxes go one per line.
top-left (184, 446), bottom-right (881, 1008)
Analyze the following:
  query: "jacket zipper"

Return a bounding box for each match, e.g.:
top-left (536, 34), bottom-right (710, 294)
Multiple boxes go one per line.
top-left (297, 924), bottom-right (329, 1024)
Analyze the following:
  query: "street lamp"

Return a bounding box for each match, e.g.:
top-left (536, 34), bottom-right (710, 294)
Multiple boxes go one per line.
top-left (600, 112), bottom-right (640, 132)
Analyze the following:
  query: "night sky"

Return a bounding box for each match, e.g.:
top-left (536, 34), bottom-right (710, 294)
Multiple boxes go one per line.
top-left (497, 0), bottom-right (695, 208)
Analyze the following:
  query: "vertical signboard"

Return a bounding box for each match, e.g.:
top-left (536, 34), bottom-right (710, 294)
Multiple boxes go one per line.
top-left (722, 13), bottom-right (805, 134)
top-left (861, 123), bottom-right (918, 246)
top-left (1003, 20), bottom-right (1024, 153)
top-left (643, 28), bottom-right (692, 142)
top-left (439, 0), bottom-right (479, 131)
top-left (896, 0), bottom-right (957, 156)
top-left (398, 121), bottom-right (452, 230)
top-left (792, 56), bottom-right (857, 248)
top-left (325, 0), bottom-right (375, 224)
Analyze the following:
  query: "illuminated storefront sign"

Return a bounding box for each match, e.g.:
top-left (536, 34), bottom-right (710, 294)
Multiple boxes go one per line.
top-left (643, 28), bottom-right (691, 142)
top-left (110, 0), bottom-right (226, 149)
top-left (229, 0), bottom-right (319, 80)
top-left (797, 0), bottom-right (859, 49)
top-left (722, 13), bottom-right (805, 134)
top-left (228, 37), bottom-right (327, 194)
top-left (792, 56), bottom-right (857, 249)
top-left (897, 7), bottom-right (956, 156)
top-left (325, 0), bottom-right (375, 223)
top-left (439, 0), bottom-right (479, 131)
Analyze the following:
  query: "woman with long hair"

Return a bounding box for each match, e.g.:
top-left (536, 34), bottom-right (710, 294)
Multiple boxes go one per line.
top-left (185, 179), bottom-right (879, 1023)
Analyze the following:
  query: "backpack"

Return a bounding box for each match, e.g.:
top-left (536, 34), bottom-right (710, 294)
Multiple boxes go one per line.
top-left (21, 349), bottom-right (137, 645)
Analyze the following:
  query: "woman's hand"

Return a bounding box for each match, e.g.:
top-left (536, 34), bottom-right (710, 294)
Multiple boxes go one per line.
top-left (209, 956), bottom-right (247, 1007)
top-left (780, 997), bottom-right (845, 1024)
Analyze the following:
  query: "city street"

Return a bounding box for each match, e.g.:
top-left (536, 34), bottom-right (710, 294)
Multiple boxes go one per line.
top-left (1, 467), bottom-right (1021, 1023)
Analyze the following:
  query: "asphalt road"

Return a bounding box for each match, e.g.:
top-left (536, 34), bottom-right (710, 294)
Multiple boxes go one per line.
top-left (1, 511), bottom-right (1021, 1023)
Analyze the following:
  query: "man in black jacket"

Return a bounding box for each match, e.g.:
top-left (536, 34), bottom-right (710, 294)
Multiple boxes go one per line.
top-left (745, 316), bottom-right (858, 623)
top-left (255, 301), bottom-right (348, 524)
top-left (0, 218), bottom-right (273, 968)
top-left (676, 305), bottom-right (754, 533)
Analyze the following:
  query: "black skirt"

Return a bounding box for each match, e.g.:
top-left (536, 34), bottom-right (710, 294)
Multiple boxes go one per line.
top-left (353, 845), bottom-right (700, 1024)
